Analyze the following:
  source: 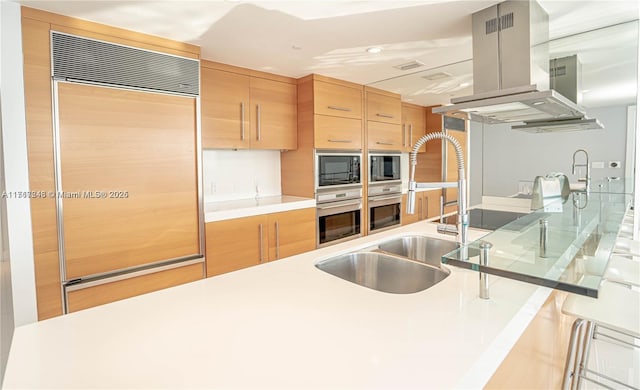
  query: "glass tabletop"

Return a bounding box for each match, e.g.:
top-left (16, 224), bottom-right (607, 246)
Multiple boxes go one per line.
top-left (442, 191), bottom-right (631, 298)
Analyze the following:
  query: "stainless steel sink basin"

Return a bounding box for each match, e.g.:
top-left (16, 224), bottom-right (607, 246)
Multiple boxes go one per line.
top-left (377, 235), bottom-right (458, 268)
top-left (315, 252), bottom-right (450, 294)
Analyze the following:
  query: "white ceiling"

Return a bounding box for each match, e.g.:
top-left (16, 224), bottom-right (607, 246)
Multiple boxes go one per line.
top-left (16, 0), bottom-right (640, 108)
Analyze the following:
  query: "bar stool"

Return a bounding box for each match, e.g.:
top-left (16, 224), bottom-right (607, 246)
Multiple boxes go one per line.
top-left (562, 281), bottom-right (640, 389)
top-left (614, 237), bottom-right (640, 257)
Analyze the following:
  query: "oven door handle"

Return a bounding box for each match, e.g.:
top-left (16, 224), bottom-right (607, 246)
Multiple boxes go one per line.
top-left (368, 195), bottom-right (402, 207)
top-left (317, 200), bottom-right (361, 210)
top-left (369, 195), bottom-right (402, 202)
top-left (317, 200), bottom-right (362, 217)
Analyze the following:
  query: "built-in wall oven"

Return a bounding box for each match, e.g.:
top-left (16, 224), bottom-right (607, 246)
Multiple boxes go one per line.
top-left (368, 152), bottom-right (402, 233)
top-left (316, 151), bottom-right (363, 247)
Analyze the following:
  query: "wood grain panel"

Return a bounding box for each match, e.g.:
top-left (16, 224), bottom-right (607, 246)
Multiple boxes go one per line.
top-left (250, 77), bottom-right (297, 150)
top-left (201, 67), bottom-right (251, 149)
top-left (205, 216), bottom-right (266, 277)
top-left (485, 291), bottom-right (574, 389)
top-left (414, 105), bottom-right (444, 183)
top-left (401, 103), bottom-right (426, 152)
top-left (314, 115), bottom-right (363, 150)
top-left (367, 121), bottom-right (403, 151)
top-left (314, 80), bottom-right (363, 119)
top-left (268, 208), bottom-right (316, 260)
top-left (67, 262), bottom-right (203, 313)
top-left (366, 90), bottom-right (401, 124)
top-left (401, 193), bottom-right (421, 225)
top-left (201, 60), bottom-right (295, 84)
top-left (57, 83), bottom-right (199, 279)
top-left (22, 7), bottom-right (200, 58)
top-left (22, 16), bottom-right (63, 320)
top-left (280, 77), bottom-right (315, 198)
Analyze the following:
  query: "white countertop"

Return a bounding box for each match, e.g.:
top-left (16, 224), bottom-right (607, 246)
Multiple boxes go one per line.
top-left (3, 221), bottom-right (552, 389)
top-left (205, 195), bottom-right (316, 222)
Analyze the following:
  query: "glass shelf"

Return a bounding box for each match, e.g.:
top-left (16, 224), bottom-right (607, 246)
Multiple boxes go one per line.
top-left (442, 189), bottom-right (631, 298)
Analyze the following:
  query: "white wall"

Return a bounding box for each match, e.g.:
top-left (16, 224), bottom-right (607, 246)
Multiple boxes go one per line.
top-left (471, 105), bottom-right (630, 198)
top-left (0, 1), bottom-right (39, 338)
top-left (202, 149), bottom-right (282, 202)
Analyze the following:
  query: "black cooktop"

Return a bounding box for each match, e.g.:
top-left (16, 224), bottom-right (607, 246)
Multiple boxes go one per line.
top-left (446, 208), bottom-right (530, 231)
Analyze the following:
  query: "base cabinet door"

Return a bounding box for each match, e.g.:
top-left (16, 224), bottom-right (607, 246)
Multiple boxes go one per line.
top-left (267, 208), bottom-right (316, 261)
top-left (66, 262), bottom-right (203, 313)
top-left (205, 215), bottom-right (268, 277)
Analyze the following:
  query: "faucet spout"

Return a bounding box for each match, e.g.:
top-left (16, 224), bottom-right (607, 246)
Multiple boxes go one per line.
top-left (407, 132), bottom-right (468, 247)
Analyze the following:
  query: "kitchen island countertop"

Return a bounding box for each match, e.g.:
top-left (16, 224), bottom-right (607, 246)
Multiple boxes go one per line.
top-left (3, 220), bottom-right (551, 389)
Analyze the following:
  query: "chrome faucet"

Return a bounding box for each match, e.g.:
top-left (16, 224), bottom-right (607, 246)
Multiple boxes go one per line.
top-left (571, 149), bottom-right (590, 193)
top-left (407, 132), bottom-right (469, 248)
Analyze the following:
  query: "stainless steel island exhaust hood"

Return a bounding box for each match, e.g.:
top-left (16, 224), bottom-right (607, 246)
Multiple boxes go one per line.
top-left (433, 0), bottom-right (603, 132)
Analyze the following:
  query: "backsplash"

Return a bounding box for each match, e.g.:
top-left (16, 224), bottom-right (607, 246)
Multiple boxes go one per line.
top-left (202, 150), bottom-right (281, 203)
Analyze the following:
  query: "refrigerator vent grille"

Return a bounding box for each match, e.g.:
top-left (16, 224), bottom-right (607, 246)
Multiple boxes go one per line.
top-left (51, 32), bottom-right (199, 95)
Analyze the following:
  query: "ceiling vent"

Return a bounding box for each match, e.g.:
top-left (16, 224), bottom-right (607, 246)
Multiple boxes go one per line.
top-left (393, 60), bottom-right (425, 71)
top-left (422, 71), bottom-right (452, 81)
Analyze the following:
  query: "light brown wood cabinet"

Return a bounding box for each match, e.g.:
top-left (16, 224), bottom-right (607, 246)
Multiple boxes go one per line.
top-left (313, 80), bottom-right (363, 120)
top-left (365, 87), bottom-right (402, 151)
top-left (401, 102), bottom-right (426, 153)
top-left (201, 61), bottom-right (297, 150)
top-left (401, 190), bottom-right (442, 226)
top-left (206, 208), bottom-right (316, 277)
top-left (281, 74), bottom-right (364, 199)
top-left (310, 77), bottom-right (364, 150)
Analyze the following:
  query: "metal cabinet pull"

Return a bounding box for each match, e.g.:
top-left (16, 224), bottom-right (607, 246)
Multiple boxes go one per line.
top-left (327, 105), bottom-right (352, 112)
top-left (409, 124), bottom-right (413, 146)
top-left (256, 104), bottom-right (261, 141)
top-left (376, 141), bottom-right (393, 146)
top-left (240, 102), bottom-right (245, 140)
top-left (258, 223), bottom-right (264, 263)
top-left (275, 221), bottom-right (280, 260)
top-left (376, 113), bottom-right (394, 119)
top-left (328, 139), bottom-right (352, 143)
top-left (402, 124), bottom-right (406, 147)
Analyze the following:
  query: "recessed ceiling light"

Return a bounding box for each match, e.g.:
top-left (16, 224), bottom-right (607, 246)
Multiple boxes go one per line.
top-left (291, 45), bottom-right (302, 50)
top-left (366, 46), bottom-right (382, 54)
top-left (533, 101), bottom-right (545, 106)
top-left (459, 82), bottom-right (471, 88)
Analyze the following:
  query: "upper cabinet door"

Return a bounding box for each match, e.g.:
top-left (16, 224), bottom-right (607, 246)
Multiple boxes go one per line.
top-left (201, 67), bottom-right (251, 149)
top-left (250, 77), bottom-right (297, 150)
top-left (314, 80), bottom-right (363, 119)
top-left (366, 91), bottom-right (401, 124)
top-left (402, 103), bottom-right (426, 153)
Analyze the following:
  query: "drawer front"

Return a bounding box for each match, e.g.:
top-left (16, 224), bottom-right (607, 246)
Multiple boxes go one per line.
top-left (314, 115), bottom-right (363, 150)
top-left (367, 92), bottom-right (401, 124)
top-left (67, 262), bottom-right (203, 313)
top-left (367, 121), bottom-right (402, 151)
top-left (314, 80), bottom-right (363, 119)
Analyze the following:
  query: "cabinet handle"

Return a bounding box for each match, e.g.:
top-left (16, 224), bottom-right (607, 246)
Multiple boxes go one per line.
top-left (275, 221), bottom-right (280, 260)
top-left (259, 223), bottom-right (264, 263)
top-left (256, 104), bottom-right (261, 141)
top-left (402, 124), bottom-right (406, 147)
top-left (376, 141), bottom-right (394, 146)
top-left (328, 139), bottom-right (352, 143)
top-left (241, 102), bottom-right (245, 140)
top-left (376, 113), bottom-right (394, 119)
top-left (327, 105), bottom-right (352, 112)
top-left (409, 124), bottom-right (413, 147)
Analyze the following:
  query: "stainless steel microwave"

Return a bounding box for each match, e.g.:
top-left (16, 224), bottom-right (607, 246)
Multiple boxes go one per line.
top-left (369, 153), bottom-right (401, 184)
top-left (316, 152), bottom-right (362, 189)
